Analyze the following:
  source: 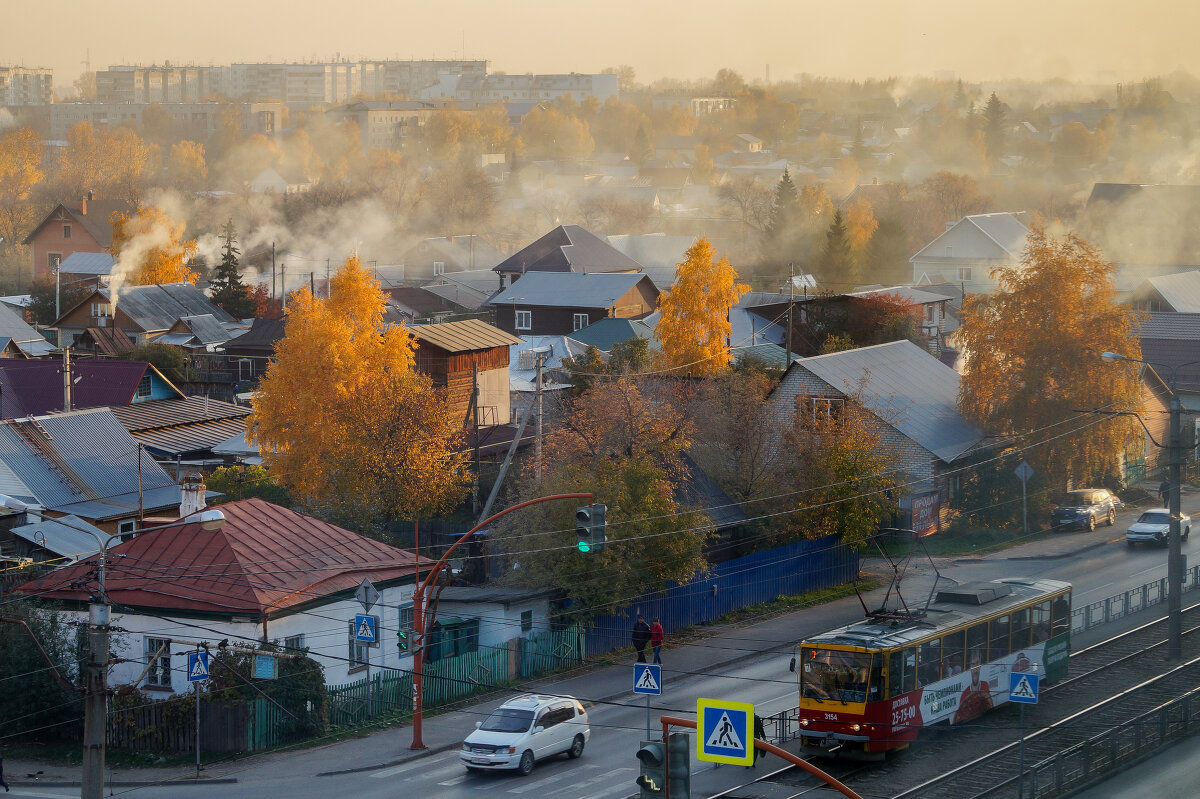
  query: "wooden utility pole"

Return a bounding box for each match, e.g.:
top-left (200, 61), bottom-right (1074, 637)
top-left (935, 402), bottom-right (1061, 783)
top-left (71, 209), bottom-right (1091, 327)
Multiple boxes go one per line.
top-left (535, 352), bottom-right (544, 483)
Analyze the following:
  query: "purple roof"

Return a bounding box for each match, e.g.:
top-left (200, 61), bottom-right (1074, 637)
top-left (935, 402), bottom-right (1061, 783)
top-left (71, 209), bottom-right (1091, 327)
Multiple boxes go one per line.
top-left (0, 360), bottom-right (175, 418)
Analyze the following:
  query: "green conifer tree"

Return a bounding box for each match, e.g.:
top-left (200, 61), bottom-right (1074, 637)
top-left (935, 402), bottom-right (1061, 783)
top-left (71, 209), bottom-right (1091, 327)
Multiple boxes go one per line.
top-left (209, 218), bottom-right (254, 318)
top-left (817, 209), bottom-right (855, 285)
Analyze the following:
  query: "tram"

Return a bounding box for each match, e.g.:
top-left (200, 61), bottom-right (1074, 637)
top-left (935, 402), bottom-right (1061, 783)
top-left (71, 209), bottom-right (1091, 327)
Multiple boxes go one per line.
top-left (791, 577), bottom-right (1071, 757)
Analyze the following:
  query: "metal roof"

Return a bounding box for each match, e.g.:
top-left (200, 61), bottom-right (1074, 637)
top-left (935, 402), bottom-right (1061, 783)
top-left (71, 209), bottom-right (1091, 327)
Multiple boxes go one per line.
top-left (1137, 312), bottom-right (1200, 340)
top-left (410, 318), bottom-right (521, 353)
top-left (223, 317), bottom-right (285, 354)
top-left (0, 302), bottom-right (45, 344)
top-left (1142, 271), bottom-right (1200, 313)
top-left (59, 251), bottom-right (116, 275)
top-left (0, 360), bottom-right (182, 417)
top-left (786, 340), bottom-right (985, 463)
top-left (0, 409), bottom-right (180, 517)
top-left (108, 397), bottom-right (251, 457)
top-left (10, 514), bottom-right (117, 563)
top-left (567, 318), bottom-right (656, 352)
top-left (178, 314), bottom-right (234, 345)
top-left (88, 283), bottom-right (235, 332)
top-left (490, 271), bottom-right (653, 309)
top-left (493, 225), bottom-right (645, 274)
top-left (733, 342), bottom-right (790, 369)
top-left (910, 212), bottom-right (1030, 262)
top-left (20, 497), bottom-right (434, 616)
top-left (846, 286), bottom-right (951, 306)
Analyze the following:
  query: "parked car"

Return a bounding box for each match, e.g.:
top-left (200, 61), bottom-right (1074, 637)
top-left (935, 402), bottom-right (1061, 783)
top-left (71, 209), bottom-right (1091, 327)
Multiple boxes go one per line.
top-left (1126, 509), bottom-right (1191, 547)
top-left (460, 694), bottom-right (590, 776)
top-left (1049, 489), bottom-right (1121, 531)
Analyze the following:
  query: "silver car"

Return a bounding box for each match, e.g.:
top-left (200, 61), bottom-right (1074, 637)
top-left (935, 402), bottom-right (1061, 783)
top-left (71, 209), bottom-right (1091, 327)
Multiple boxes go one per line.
top-left (460, 694), bottom-right (590, 776)
top-left (1126, 509), bottom-right (1191, 547)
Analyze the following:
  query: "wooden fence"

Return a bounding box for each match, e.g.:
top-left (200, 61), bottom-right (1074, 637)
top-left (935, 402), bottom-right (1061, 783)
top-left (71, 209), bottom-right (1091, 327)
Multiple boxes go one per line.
top-left (108, 698), bottom-right (249, 752)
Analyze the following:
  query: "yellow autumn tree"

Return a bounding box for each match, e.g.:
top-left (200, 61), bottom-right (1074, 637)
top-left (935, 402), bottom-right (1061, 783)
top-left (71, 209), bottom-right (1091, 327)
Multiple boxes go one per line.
top-left (654, 237), bottom-right (749, 376)
top-left (110, 207), bottom-right (199, 286)
top-left (248, 255), bottom-right (469, 527)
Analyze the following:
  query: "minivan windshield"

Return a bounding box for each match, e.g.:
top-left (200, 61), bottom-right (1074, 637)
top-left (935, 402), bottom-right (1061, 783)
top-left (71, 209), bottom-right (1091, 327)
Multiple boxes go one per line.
top-left (1137, 512), bottom-right (1170, 526)
top-left (479, 708), bottom-right (534, 733)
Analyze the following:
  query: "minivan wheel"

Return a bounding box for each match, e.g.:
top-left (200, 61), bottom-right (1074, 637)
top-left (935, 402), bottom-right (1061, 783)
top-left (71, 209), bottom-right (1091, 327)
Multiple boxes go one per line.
top-left (1107, 509), bottom-right (1116, 526)
top-left (517, 750), bottom-right (535, 776)
top-left (568, 734), bottom-right (585, 759)
top-left (1087, 515), bottom-right (1096, 532)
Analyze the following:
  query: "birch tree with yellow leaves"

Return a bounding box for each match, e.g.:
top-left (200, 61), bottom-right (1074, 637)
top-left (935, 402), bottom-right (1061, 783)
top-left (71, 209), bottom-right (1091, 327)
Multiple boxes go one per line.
top-left (654, 237), bottom-right (749, 376)
top-left (249, 255), bottom-right (469, 528)
top-left (110, 207), bottom-right (199, 286)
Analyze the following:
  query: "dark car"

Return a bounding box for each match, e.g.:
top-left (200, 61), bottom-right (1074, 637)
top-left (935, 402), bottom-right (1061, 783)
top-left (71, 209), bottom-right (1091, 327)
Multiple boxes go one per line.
top-left (1049, 488), bottom-right (1121, 531)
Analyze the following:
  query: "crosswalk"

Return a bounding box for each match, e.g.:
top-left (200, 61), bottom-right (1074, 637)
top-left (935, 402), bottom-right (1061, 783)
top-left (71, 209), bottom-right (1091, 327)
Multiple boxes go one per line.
top-left (370, 755), bottom-right (633, 797)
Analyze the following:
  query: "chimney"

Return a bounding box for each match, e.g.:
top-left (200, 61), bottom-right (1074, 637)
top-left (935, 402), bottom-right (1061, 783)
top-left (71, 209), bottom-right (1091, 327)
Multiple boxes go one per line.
top-left (179, 471), bottom-right (207, 518)
top-left (80, 193), bottom-right (88, 215)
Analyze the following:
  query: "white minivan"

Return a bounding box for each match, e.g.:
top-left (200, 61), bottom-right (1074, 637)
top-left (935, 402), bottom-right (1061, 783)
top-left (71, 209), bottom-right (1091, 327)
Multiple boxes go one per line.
top-left (461, 694), bottom-right (590, 776)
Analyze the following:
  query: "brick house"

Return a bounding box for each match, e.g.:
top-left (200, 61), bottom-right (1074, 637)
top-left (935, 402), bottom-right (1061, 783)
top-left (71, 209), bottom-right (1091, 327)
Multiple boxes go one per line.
top-left (767, 340), bottom-right (986, 533)
top-left (410, 319), bottom-right (521, 428)
top-left (21, 195), bottom-right (133, 288)
top-left (489, 272), bottom-right (659, 336)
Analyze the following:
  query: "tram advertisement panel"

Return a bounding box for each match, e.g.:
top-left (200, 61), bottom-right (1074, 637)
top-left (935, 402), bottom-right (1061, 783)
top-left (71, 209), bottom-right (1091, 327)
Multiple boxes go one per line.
top-left (905, 634), bottom-right (1067, 726)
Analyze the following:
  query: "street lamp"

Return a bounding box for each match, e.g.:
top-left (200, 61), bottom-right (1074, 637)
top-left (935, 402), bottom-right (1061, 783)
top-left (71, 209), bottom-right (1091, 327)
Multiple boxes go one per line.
top-left (1100, 351), bottom-right (1200, 662)
top-left (409, 492), bottom-right (591, 750)
top-left (0, 496), bottom-right (225, 799)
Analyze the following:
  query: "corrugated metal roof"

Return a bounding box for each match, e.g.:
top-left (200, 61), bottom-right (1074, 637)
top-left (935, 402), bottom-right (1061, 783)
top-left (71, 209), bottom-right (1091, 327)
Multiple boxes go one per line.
top-left (847, 286), bottom-right (951, 306)
top-left (0, 302), bottom-right (44, 344)
top-left (567, 318), bottom-right (655, 351)
top-left (493, 225), bottom-right (645, 274)
top-left (1138, 312), bottom-right (1200, 340)
top-left (0, 360), bottom-right (178, 417)
top-left (789, 340), bottom-right (984, 463)
top-left (59, 251), bottom-right (116, 275)
top-left (20, 498), bottom-right (434, 615)
top-left (99, 283), bottom-right (234, 332)
top-left (967, 213), bottom-right (1030, 258)
top-left (410, 318), bottom-right (521, 353)
top-left (130, 417), bottom-right (251, 457)
top-left (0, 409), bottom-right (179, 517)
top-left (178, 314), bottom-right (233, 345)
top-left (109, 396), bottom-right (250, 432)
top-left (490, 272), bottom-right (652, 309)
top-left (734, 342), bottom-right (790, 368)
top-left (10, 514), bottom-right (117, 562)
top-left (1144, 271), bottom-right (1200, 313)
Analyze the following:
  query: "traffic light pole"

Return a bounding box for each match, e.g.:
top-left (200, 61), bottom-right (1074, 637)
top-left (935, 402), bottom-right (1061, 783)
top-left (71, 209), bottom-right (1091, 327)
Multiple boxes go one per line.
top-left (656, 715), bottom-right (864, 799)
top-left (409, 492), bottom-right (592, 750)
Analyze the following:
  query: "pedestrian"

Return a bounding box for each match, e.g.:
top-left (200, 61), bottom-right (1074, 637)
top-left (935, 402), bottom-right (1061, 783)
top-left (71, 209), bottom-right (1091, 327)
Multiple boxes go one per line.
top-left (754, 714), bottom-right (766, 764)
top-left (0, 750), bottom-right (8, 792)
top-left (1160, 480), bottom-right (1171, 506)
top-left (650, 617), bottom-right (665, 664)
top-left (632, 614), bottom-right (651, 663)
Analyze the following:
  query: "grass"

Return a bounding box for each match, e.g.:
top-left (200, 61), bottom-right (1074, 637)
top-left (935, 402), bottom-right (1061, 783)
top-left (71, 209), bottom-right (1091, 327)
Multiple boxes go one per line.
top-left (4, 742), bottom-right (197, 769)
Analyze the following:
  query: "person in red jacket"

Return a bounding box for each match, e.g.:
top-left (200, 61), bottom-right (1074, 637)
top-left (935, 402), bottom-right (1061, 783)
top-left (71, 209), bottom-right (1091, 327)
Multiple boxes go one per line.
top-left (650, 617), bottom-right (665, 664)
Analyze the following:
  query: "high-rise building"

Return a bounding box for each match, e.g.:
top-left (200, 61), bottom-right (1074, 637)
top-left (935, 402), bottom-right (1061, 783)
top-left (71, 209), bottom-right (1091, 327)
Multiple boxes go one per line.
top-left (360, 60), bottom-right (488, 97)
top-left (95, 65), bottom-right (230, 104)
top-left (0, 66), bottom-right (53, 105)
top-left (230, 62), bottom-right (362, 105)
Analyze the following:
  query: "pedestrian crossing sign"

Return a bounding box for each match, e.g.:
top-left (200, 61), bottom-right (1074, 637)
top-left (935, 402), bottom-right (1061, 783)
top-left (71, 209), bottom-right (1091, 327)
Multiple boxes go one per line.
top-left (633, 663), bottom-right (662, 695)
top-left (697, 698), bottom-right (755, 765)
top-left (354, 614), bottom-right (378, 644)
top-left (1009, 671), bottom-right (1040, 704)
top-left (187, 651), bottom-right (209, 682)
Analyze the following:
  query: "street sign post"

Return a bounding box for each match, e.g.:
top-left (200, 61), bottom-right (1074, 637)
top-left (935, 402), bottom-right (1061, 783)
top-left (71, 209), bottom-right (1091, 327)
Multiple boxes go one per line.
top-left (634, 664), bottom-right (662, 738)
top-left (696, 698), bottom-right (754, 766)
top-left (1014, 461), bottom-right (1035, 534)
top-left (355, 578), bottom-right (380, 613)
top-left (354, 614), bottom-right (378, 644)
top-left (1010, 670), bottom-right (1040, 799)
top-left (187, 651), bottom-right (209, 682)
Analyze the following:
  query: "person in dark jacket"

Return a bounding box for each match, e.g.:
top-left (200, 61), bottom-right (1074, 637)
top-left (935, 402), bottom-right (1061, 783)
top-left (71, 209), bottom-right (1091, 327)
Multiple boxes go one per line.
top-left (632, 614), bottom-right (651, 663)
top-left (0, 751), bottom-right (8, 791)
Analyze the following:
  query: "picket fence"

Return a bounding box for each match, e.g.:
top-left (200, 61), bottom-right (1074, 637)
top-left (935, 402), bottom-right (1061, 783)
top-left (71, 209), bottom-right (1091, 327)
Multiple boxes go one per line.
top-left (584, 534), bottom-right (858, 655)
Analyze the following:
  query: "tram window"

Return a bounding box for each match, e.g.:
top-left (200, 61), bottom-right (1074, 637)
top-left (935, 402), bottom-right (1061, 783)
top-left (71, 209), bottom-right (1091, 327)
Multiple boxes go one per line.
top-left (868, 653), bottom-right (884, 700)
top-left (1051, 595), bottom-right (1070, 637)
top-left (918, 639), bottom-right (942, 685)
top-left (1011, 608), bottom-right (1032, 649)
top-left (943, 629), bottom-right (965, 675)
top-left (1032, 601), bottom-right (1052, 643)
top-left (989, 615), bottom-right (1011, 659)
top-left (965, 622), bottom-right (988, 668)
top-left (889, 648), bottom-right (917, 695)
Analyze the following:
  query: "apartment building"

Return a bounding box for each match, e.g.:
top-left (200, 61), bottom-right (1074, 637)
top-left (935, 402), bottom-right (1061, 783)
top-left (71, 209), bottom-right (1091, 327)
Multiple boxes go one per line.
top-left (95, 65), bottom-right (230, 103)
top-left (0, 66), bottom-right (53, 105)
top-left (50, 101), bottom-right (282, 140)
top-left (329, 100), bottom-right (438, 148)
top-left (230, 62), bottom-right (361, 104)
top-left (448, 73), bottom-right (618, 103)
top-left (360, 60), bottom-right (488, 97)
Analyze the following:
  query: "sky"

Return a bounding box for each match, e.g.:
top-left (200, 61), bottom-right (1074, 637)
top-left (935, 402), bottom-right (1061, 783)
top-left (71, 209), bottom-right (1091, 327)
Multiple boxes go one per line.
top-left (6, 0), bottom-right (1200, 89)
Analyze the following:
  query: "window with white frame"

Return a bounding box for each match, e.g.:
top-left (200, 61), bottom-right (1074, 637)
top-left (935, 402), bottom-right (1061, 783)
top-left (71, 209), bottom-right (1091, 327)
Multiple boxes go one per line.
top-left (348, 620), bottom-right (369, 670)
top-left (144, 637), bottom-right (172, 688)
top-left (91, 302), bottom-right (111, 318)
top-left (117, 519), bottom-right (137, 540)
top-left (956, 266), bottom-right (973, 282)
top-left (284, 634), bottom-right (306, 653)
top-left (136, 373), bottom-right (153, 399)
top-left (399, 604), bottom-right (414, 636)
top-left (432, 261), bottom-right (445, 276)
top-left (573, 313), bottom-right (589, 331)
top-left (794, 395), bottom-right (845, 429)
top-left (515, 310), bottom-right (532, 331)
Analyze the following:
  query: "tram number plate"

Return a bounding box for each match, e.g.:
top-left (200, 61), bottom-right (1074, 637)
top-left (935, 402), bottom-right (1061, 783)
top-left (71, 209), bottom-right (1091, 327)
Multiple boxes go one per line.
top-left (824, 712), bottom-right (839, 721)
top-left (892, 704), bottom-right (917, 726)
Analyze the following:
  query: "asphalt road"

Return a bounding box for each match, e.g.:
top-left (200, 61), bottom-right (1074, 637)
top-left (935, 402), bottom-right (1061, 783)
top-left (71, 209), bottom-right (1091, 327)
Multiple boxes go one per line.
top-left (10, 497), bottom-right (1199, 799)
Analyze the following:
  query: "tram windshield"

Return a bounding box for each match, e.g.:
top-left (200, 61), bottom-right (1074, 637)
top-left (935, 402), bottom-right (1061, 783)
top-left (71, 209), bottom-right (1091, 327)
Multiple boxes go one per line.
top-left (800, 647), bottom-right (880, 703)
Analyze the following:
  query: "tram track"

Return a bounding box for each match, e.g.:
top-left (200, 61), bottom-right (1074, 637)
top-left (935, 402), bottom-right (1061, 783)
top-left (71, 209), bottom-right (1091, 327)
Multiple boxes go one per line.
top-left (720, 600), bottom-right (1200, 799)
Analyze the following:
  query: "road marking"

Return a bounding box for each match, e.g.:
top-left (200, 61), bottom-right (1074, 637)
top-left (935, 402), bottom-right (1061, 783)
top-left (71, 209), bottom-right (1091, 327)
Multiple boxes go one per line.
top-left (577, 769), bottom-right (636, 799)
top-left (438, 774), bottom-right (469, 786)
top-left (8, 791), bottom-right (75, 798)
top-left (371, 753), bottom-right (458, 778)
top-left (507, 771), bottom-right (569, 793)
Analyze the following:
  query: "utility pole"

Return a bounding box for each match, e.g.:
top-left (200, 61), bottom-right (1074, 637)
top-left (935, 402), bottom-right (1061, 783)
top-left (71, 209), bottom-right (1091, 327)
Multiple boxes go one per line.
top-left (472, 363), bottom-right (481, 513)
top-left (786, 263), bottom-right (794, 366)
top-left (310, 271), bottom-right (315, 297)
top-left (281, 263), bottom-right (287, 310)
top-left (1168, 379), bottom-right (1183, 661)
top-left (535, 352), bottom-right (544, 483)
top-left (271, 242), bottom-right (276, 300)
top-left (63, 347), bottom-right (72, 411)
top-left (82, 601), bottom-right (109, 799)
top-left (326, 258), bottom-right (331, 297)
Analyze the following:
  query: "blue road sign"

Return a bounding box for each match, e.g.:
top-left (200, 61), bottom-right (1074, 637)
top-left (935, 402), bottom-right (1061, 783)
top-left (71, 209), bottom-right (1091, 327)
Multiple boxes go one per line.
top-left (633, 663), bottom-right (662, 695)
top-left (354, 614), bottom-right (378, 643)
top-left (1009, 671), bottom-right (1040, 704)
top-left (187, 651), bottom-right (210, 682)
top-left (697, 698), bottom-right (754, 765)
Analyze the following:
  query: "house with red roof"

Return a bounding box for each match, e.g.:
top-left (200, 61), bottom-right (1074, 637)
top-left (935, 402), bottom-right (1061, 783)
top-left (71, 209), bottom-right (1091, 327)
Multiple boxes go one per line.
top-left (19, 498), bottom-right (555, 692)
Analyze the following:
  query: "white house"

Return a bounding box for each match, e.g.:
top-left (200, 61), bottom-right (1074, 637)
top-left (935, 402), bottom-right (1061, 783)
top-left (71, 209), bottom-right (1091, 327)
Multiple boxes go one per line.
top-left (19, 498), bottom-right (553, 694)
top-left (911, 212), bottom-right (1031, 296)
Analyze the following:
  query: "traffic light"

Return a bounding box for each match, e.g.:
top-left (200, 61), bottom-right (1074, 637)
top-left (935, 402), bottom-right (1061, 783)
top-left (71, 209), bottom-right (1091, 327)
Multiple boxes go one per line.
top-left (575, 506), bottom-right (593, 553)
top-left (635, 740), bottom-right (665, 798)
top-left (590, 503), bottom-right (607, 552)
top-left (397, 628), bottom-right (409, 653)
top-left (667, 733), bottom-right (691, 799)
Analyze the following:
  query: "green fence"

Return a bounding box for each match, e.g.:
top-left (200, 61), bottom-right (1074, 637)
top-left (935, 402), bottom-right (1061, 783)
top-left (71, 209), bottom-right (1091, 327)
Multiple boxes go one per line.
top-left (246, 694), bottom-right (301, 750)
top-left (519, 626), bottom-right (585, 678)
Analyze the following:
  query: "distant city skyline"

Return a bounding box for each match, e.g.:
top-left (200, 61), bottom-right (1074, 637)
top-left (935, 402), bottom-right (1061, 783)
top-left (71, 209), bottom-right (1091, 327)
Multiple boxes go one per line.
top-left (4, 0), bottom-right (1198, 91)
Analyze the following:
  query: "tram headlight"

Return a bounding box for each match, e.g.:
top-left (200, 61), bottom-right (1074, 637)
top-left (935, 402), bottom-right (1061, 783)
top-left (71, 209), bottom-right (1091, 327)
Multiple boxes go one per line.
top-left (799, 718), bottom-right (809, 727)
top-left (849, 723), bottom-right (861, 732)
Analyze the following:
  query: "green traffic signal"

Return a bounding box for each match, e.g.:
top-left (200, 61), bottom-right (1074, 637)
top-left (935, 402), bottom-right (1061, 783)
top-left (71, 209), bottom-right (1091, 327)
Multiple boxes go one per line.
top-left (397, 630), bottom-right (409, 652)
top-left (576, 506), bottom-right (593, 553)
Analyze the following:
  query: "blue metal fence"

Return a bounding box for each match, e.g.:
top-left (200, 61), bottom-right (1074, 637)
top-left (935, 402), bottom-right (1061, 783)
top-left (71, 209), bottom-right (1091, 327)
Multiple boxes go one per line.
top-left (584, 535), bottom-right (858, 655)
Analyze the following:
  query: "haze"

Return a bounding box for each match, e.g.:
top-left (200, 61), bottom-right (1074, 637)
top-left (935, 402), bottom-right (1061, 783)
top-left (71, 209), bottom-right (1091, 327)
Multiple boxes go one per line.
top-left (6, 0), bottom-right (1199, 88)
